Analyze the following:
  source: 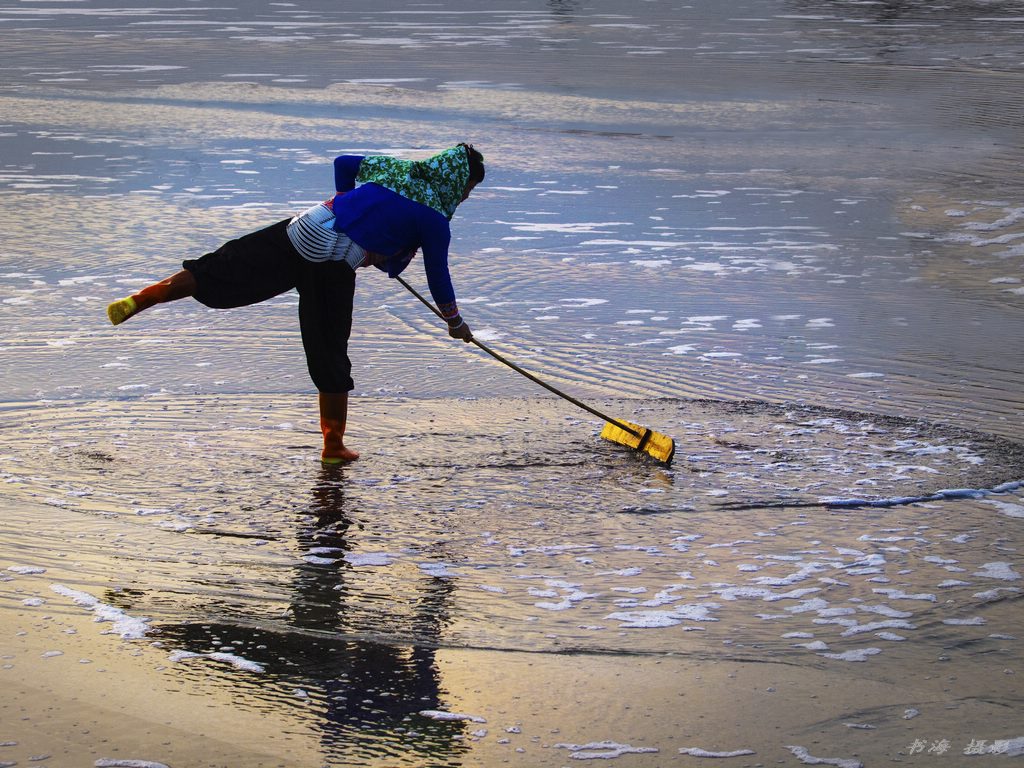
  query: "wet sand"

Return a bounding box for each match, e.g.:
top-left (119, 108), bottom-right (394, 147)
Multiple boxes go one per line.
top-left (6, 610), bottom-right (1022, 767)
top-left (3, 1), bottom-right (1024, 766)
top-left (4, 397), bottom-right (1024, 766)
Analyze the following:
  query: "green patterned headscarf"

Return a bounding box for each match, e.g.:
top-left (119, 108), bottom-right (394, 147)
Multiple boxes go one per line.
top-left (356, 145), bottom-right (473, 220)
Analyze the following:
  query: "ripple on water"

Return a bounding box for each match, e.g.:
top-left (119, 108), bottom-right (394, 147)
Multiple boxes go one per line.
top-left (3, 393), bottom-right (1022, 665)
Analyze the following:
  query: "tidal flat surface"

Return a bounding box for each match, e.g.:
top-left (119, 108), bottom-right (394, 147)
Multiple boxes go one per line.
top-left (2, 1), bottom-right (1023, 766)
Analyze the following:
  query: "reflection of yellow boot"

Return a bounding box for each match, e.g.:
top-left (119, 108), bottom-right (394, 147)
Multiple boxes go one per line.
top-left (106, 296), bottom-right (138, 325)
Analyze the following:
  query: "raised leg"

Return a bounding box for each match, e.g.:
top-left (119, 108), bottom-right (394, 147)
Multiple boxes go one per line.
top-left (107, 270), bottom-right (197, 325)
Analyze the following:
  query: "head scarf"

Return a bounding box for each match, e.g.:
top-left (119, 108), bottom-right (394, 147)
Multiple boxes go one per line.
top-left (356, 145), bottom-right (473, 220)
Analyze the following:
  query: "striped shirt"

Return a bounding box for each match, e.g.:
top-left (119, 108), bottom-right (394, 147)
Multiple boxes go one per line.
top-left (286, 202), bottom-right (371, 269)
top-left (291, 187), bottom-right (463, 327)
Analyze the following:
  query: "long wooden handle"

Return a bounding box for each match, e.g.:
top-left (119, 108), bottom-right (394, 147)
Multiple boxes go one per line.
top-left (396, 276), bottom-right (642, 438)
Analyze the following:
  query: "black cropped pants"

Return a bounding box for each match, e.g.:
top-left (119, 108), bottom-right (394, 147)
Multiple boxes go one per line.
top-left (182, 218), bottom-right (355, 392)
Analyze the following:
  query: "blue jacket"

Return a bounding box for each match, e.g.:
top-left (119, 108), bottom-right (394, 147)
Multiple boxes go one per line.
top-left (331, 155), bottom-right (459, 319)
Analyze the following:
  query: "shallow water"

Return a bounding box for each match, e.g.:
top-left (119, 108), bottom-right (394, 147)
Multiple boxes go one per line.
top-left (2, 1), bottom-right (1024, 766)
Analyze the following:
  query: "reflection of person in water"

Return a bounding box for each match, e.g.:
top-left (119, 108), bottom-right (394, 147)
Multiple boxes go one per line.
top-left (135, 470), bottom-right (468, 765)
top-left (289, 472), bottom-right (464, 763)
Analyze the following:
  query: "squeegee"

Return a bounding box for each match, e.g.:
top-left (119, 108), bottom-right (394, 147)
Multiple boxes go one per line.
top-left (397, 276), bottom-right (675, 466)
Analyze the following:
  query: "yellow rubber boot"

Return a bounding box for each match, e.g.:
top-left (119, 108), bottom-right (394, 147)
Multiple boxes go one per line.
top-left (106, 296), bottom-right (138, 325)
top-left (106, 270), bottom-right (197, 326)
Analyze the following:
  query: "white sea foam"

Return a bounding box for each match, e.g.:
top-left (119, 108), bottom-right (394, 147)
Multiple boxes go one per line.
top-left (562, 298), bottom-right (608, 307)
top-left (419, 710), bottom-right (486, 723)
top-left (133, 507), bottom-right (170, 516)
top-left (308, 547), bottom-right (343, 555)
top-left (856, 606), bottom-right (913, 622)
top-left (666, 344), bottom-right (699, 355)
top-left (961, 206), bottom-right (1024, 232)
top-left (472, 328), bottom-right (505, 342)
top-left (344, 552), bottom-right (396, 566)
top-left (751, 561), bottom-right (828, 586)
top-left (713, 586), bottom-right (821, 602)
top-left (876, 632), bottom-right (906, 641)
top-left (600, 567), bottom-right (644, 577)
top-left (840, 620), bottom-right (915, 637)
top-left (822, 483), bottom-right (1015, 508)
top-left (687, 315), bottom-right (728, 323)
top-left (872, 588), bottom-right (936, 602)
top-left (8, 565), bottom-right (46, 574)
top-left (497, 220), bottom-right (628, 234)
top-left (345, 77), bottom-right (427, 85)
top-left (973, 562), bottom-right (1020, 581)
top-left (679, 747), bottom-right (756, 758)
top-left (818, 647), bottom-right (882, 662)
top-left (982, 499), bottom-right (1024, 518)
top-left (554, 741), bottom-right (659, 759)
top-left (605, 602), bottom-right (718, 628)
top-left (51, 585), bottom-right (151, 639)
top-left (168, 650), bottom-right (264, 673)
top-left (795, 640), bottom-right (830, 650)
top-left (95, 760), bottom-right (171, 768)
top-left (419, 562), bottom-right (458, 578)
top-left (786, 745), bottom-right (862, 767)
top-left (973, 587), bottom-right (1021, 601)
top-left (302, 555), bottom-right (337, 565)
top-left (534, 581), bottom-right (599, 611)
